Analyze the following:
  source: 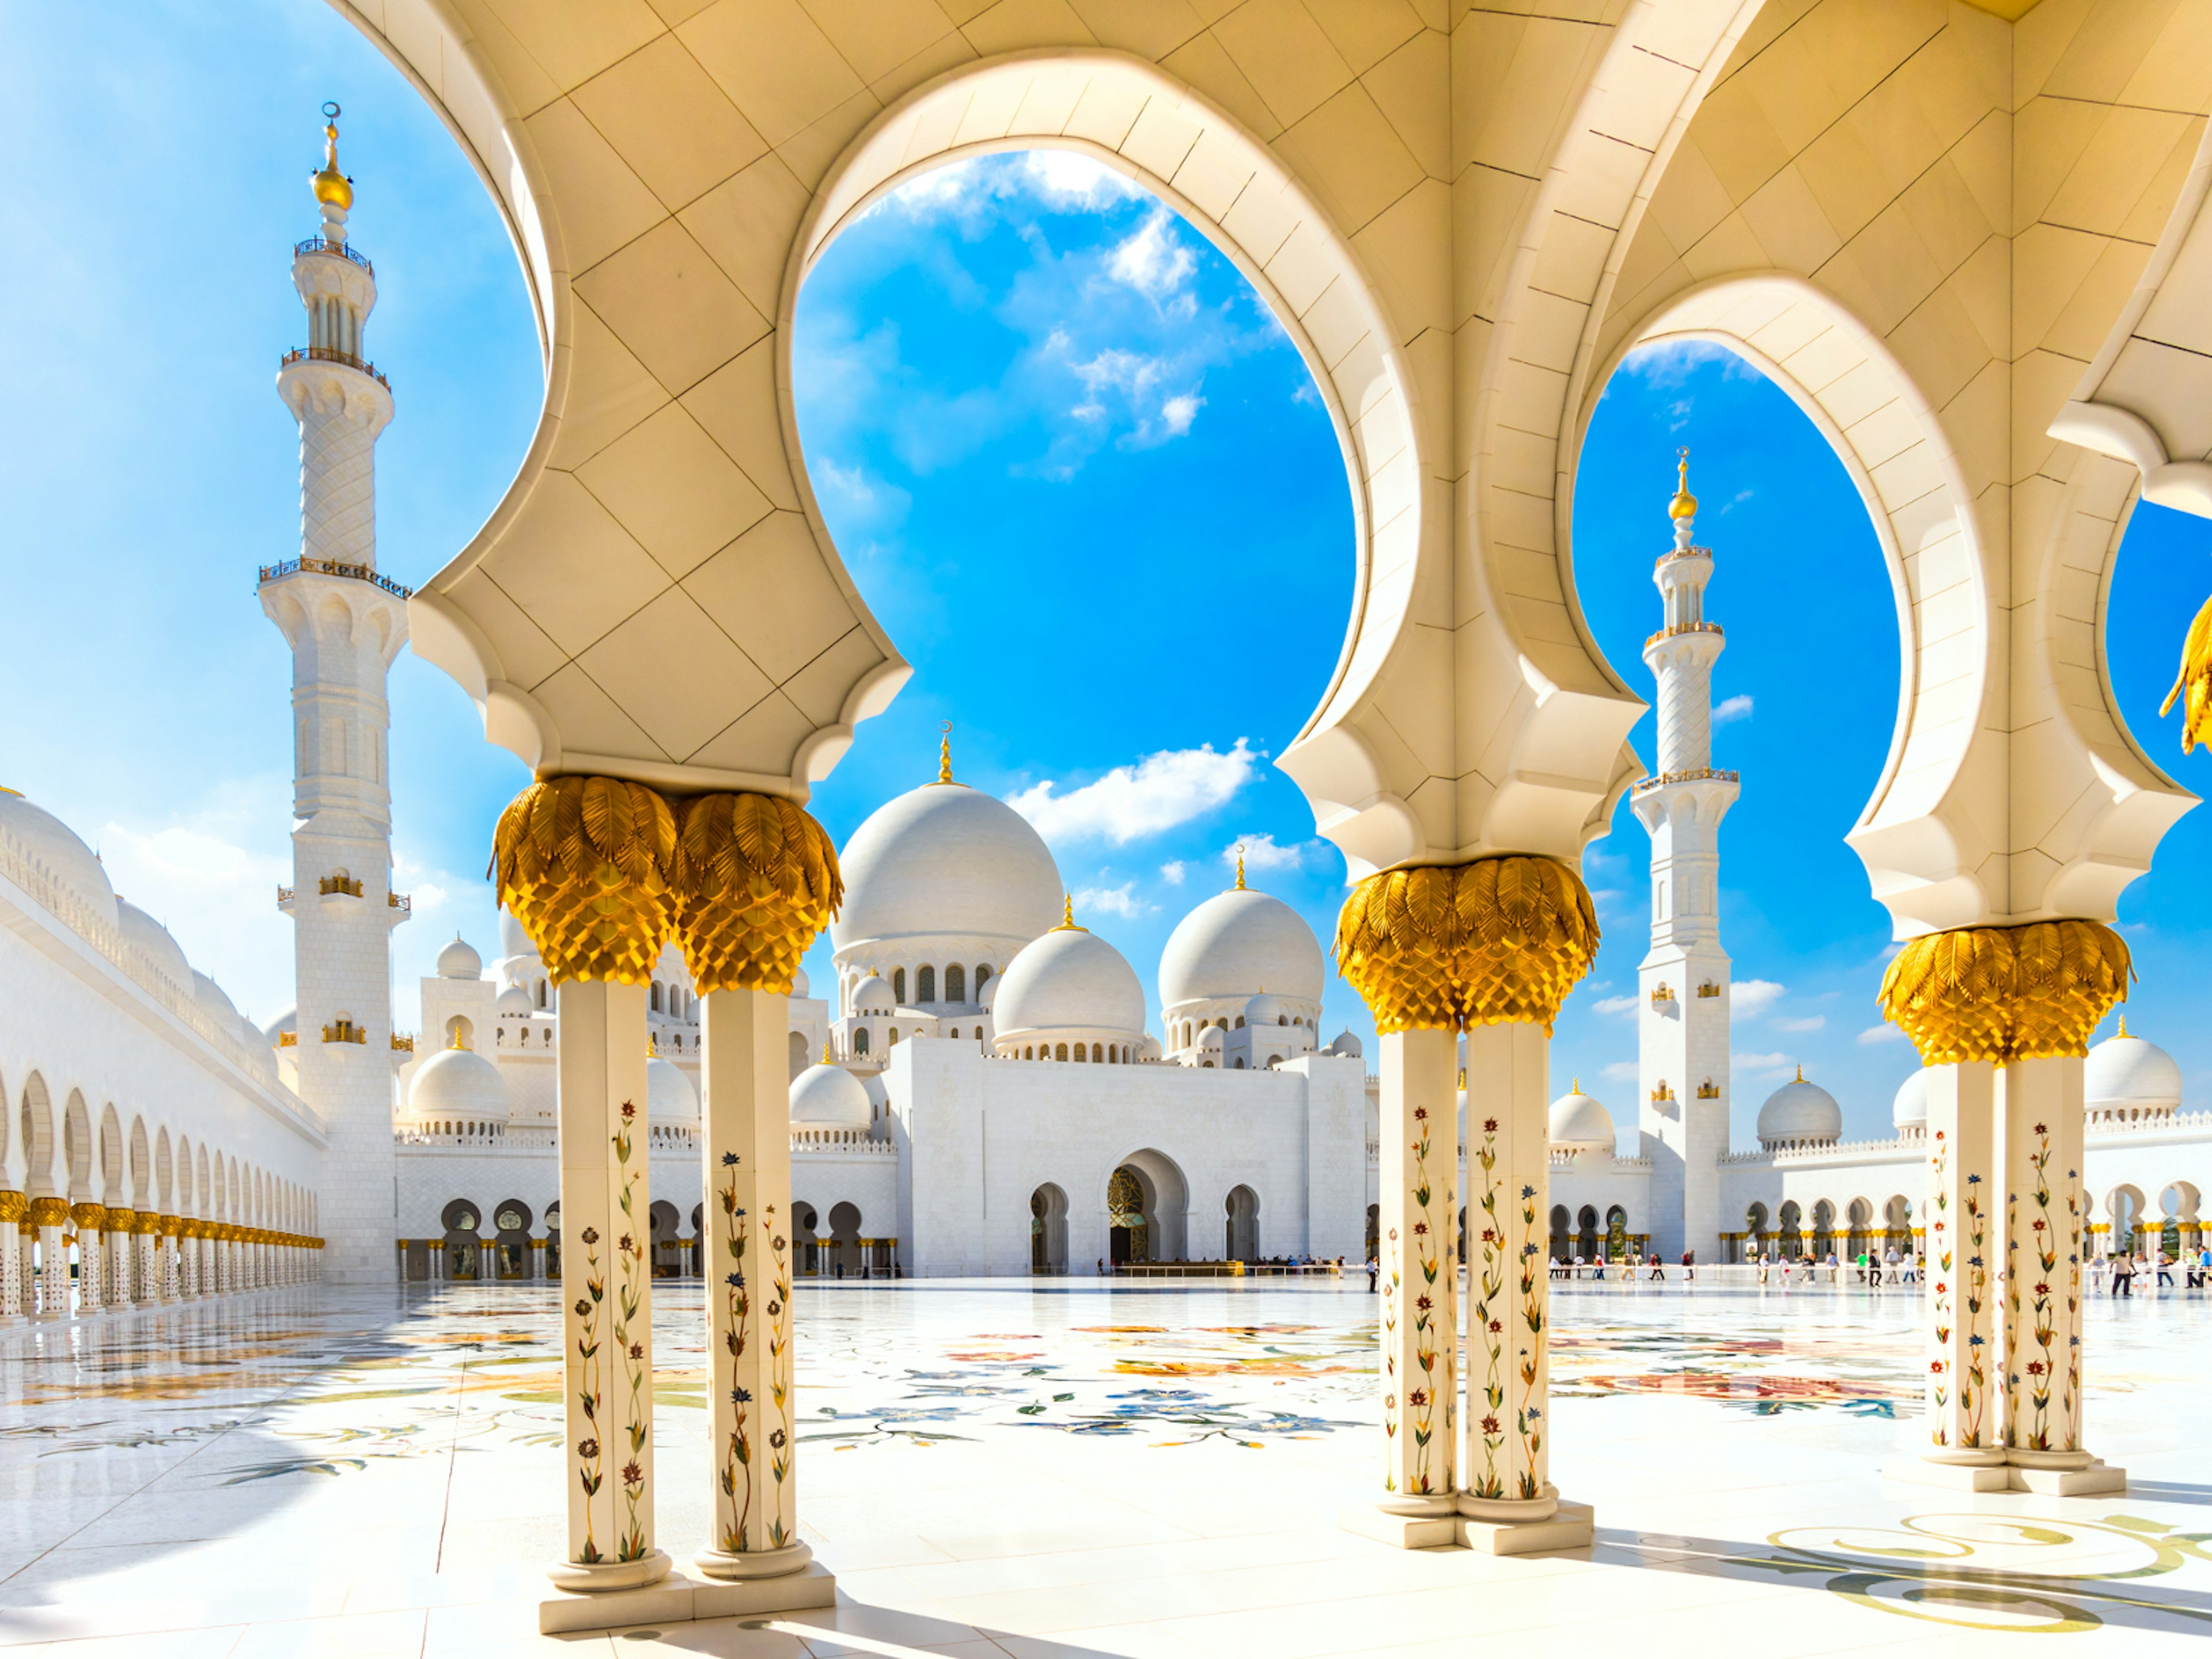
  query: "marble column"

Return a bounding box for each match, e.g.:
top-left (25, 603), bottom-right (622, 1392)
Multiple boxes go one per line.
top-left (18, 1221), bottom-right (36, 1315)
top-left (32, 1199), bottom-right (71, 1317)
top-left (1915, 1062), bottom-right (2004, 1477)
top-left (160, 1221), bottom-right (181, 1301)
top-left (73, 1207), bottom-right (105, 1313)
top-left (550, 977), bottom-right (669, 1591)
top-left (695, 986), bottom-right (810, 1580)
top-left (1372, 1025), bottom-right (1458, 1528)
top-left (108, 1212), bottom-right (136, 1308)
top-left (1461, 1020), bottom-right (1567, 1533)
top-left (533, 1240), bottom-right (548, 1281)
top-left (2001, 1056), bottom-right (2124, 1491)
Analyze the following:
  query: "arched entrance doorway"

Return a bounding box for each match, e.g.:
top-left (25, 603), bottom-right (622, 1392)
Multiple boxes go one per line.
top-left (1106, 1150), bottom-right (1188, 1267)
top-left (492, 1200), bottom-right (532, 1280)
top-left (1030, 1184), bottom-right (1067, 1275)
top-left (440, 1199), bottom-right (481, 1282)
top-left (1224, 1185), bottom-right (1257, 1262)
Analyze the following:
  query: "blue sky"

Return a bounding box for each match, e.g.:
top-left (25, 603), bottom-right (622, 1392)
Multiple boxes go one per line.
top-left (8, 5), bottom-right (2212, 1150)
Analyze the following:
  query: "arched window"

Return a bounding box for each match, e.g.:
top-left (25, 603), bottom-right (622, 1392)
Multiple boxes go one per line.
top-left (949, 1027), bottom-right (960, 1039)
top-left (918, 965), bottom-right (935, 1003)
top-left (854, 1027), bottom-right (870, 1055)
top-left (888, 1028), bottom-right (899, 1045)
top-left (893, 968), bottom-right (907, 1003)
top-left (1023, 1046), bottom-right (1033, 1059)
top-left (650, 983), bottom-right (662, 1013)
top-left (946, 964), bottom-right (965, 1003)
top-left (1234, 1016), bottom-right (1245, 1029)
top-left (536, 980), bottom-right (547, 1008)
top-left (1055, 1043), bottom-right (1069, 1062)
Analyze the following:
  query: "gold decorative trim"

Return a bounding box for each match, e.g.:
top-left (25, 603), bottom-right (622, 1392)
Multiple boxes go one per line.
top-left (72, 1203), bottom-right (109, 1229)
top-left (2161, 592), bottom-right (2212, 753)
top-left (672, 793), bottom-right (842, 995)
top-left (493, 777), bottom-right (679, 984)
top-left (27, 1196), bottom-right (70, 1228)
top-left (1878, 919), bottom-right (2131, 1065)
top-left (0, 1191), bottom-right (25, 1224)
top-left (1334, 855), bottom-right (1600, 1034)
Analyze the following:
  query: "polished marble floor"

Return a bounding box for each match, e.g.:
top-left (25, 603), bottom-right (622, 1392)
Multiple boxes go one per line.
top-left (0, 1276), bottom-right (2207, 1656)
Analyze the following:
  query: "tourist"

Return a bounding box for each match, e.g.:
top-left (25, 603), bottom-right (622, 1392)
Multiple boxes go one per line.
top-left (1680, 1248), bottom-right (1694, 1283)
top-left (1366, 1257), bottom-right (1377, 1293)
top-left (1825, 1251), bottom-right (1839, 1286)
top-left (1884, 1247), bottom-right (1900, 1285)
top-left (1649, 1251), bottom-right (1664, 1282)
top-left (2112, 1252), bottom-right (2134, 1297)
top-left (1757, 1253), bottom-right (1770, 1287)
top-left (2157, 1250), bottom-right (2175, 1289)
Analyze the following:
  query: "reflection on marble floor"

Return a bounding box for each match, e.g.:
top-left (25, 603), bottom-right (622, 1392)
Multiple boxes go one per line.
top-left (0, 1280), bottom-right (2206, 1655)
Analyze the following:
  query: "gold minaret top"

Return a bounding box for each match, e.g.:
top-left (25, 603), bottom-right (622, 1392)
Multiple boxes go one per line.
top-left (1233, 843), bottom-right (1247, 890)
top-left (312, 103), bottom-right (353, 213)
top-left (1052, 893), bottom-right (1085, 931)
top-left (936, 721), bottom-right (955, 785)
top-left (1668, 448), bottom-right (1697, 521)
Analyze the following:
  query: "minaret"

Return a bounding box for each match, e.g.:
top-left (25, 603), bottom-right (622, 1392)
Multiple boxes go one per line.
top-left (259, 106), bottom-right (409, 1285)
top-left (1631, 452), bottom-right (1738, 1263)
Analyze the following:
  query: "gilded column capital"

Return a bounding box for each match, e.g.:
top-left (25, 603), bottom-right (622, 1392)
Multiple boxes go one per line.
top-left (71, 1203), bottom-right (108, 1230)
top-left (157, 1214), bottom-right (181, 1236)
top-left (493, 776), bottom-right (680, 984)
top-left (1335, 855), bottom-right (1599, 1035)
top-left (0, 1191), bottom-right (24, 1224)
top-left (132, 1213), bottom-right (161, 1236)
top-left (28, 1197), bottom-right (70, 1228)
top-left (671, 793), bottom-right (843, 994)
top-left (1878, 919), bottom-right (2131, 1065)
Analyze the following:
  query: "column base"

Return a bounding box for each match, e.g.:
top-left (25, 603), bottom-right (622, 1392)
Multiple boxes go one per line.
top-left (1340, 1495), bottom-right (1593, 1555)
top-left (1883, 1448), bottom-right (2009, 1492)
top-left (2008, 1452), bottom-right (2127, 1495)
top-left (539, 1563), bottom-right (836, 1635)
top-left (695, 1540), bottom-right (813, 1581)
top-left (546, 1548), bottom-right (672, 1595)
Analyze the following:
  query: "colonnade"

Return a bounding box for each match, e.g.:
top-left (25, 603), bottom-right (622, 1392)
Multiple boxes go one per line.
top-left (0, 1195), bottom-right (319, 1321)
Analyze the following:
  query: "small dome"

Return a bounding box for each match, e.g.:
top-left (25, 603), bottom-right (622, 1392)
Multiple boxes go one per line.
top-left (790, 1062), bottom-right (872, 1129)
top-left (0, 791), bottom-right (118, 926)
top-left (993, 922), bottom-right (1147, 1041)
top-left (833, 780), bottom-right (1062, 953)
top-left (1245, 993), bottom-right (1290, 1027)
top-left (852, 973), bottom-right (893, 1012)
top-left (497, 985), bottom-right (532, 1015)
top-left (407, 1044), bottom-right (509, 1124)
top-left (1159, 884), bottom-right (1324, 1007)
top-left (1140, 1033), bottom-right (1162, 1062)
top-left (980, 975), bottom-right (999, 1012)
top-left (118, 900), bottom-right (192, 994)
top-left (1196, 1024), bottom-right (1225, 1049)
top-left (2087, 1023), bottom-right (2182, 1114)
top-left (646, 1056), bottom-right (698, 1124)
top-left (1550, 1086), bottom-right (1614, 1151)
top-left (1758, 1070), bottom-right (1842, 1147)
top-left (437, 934), bottom-right (483, 979)
top-left (193, 971), bottom-right (240, 1027)
top-left (1893, 1069), bottom-right (1929, 1131)
top-left (1327, 1029), bottom-right (1364, 1059)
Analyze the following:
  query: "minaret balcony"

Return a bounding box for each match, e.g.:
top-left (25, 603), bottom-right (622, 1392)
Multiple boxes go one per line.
top-left (278, 344), bottom-right (389, 391)
top-left (294, 236), bottom-right (373, 276)
top-left (1642, 620), bottom-right (1724, 649)
top-left (1630, 766), bottom-right (1740, 796)
top-left (257, 556), bottom-right (412, 601)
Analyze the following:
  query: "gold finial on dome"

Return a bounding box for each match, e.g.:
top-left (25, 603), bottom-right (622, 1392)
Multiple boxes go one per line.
top-left (1573, 1077), bottom-right (1581, 1094)
top-left (312, 102), bottom-right (354, 214)
top-left (1054, 893), bottom-right (1085, 931)
top-left (821, 1038), bottom-right (832, 1065)
top-left (1234, 843), bottom-right (1247, 890)
top-left (937, 721), bottom-right (955, 785)
top-left (1668, 447), bottom-right (1697, 521)
top-left (2118, 1013), bottom-right (2130, 1039)
top-left (1794, 1063), bottom-right (1804, 1082)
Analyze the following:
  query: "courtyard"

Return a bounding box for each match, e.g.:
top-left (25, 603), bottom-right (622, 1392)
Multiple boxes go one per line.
top-left (0, 1280), bottom-right (2206, 1656)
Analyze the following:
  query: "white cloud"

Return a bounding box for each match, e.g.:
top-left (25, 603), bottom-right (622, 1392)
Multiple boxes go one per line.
top-left (1857, 1024), bottom-right (1907, 1046)
top-left (1601, 1060), bottom-right (1640, 1082)
top-left (1159, 861), bottom-right (1187, 885)
top-left (1074, 882), bottom-right (1151, 919)
top-left (1107, 209), bottom-right (1198, 298)
top-left (1007, 739), bottom-right (1257, 845)
top-left (1773, 1014), bottom-right (1826, 1033)
top-left (886, 157), bottom-right (983, 214)
top-left (1160, 392), bottom-right (1204, 435)
top-left (1592, 995), bottom-right (1640, 1017)
top-left (1732, 1050), bottom-right (1797, 1078)
top-left (1733, 979), bottom-right (1786, 1017)
top-left (1714, 694), bottom-right (1753, 726)
top-left (1224, 834), bottom-right (1308, 875)
top-left (98, 791), bottom-right (292, 1019)
top-left (1021, 150), bottom-right (1140, 210)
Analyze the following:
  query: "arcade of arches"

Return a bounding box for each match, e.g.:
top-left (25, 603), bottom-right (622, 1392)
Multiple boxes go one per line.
top-left (103, 0), bottom-right (2212, 1624)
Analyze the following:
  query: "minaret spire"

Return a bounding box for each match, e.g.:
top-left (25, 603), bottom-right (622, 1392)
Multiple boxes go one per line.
top-left (260, 108), bottom-right (408, 1286)
top-left (937, 721), bottom-right (955, 785)
top-left (1630, 448), bottom-right (1740, 1265)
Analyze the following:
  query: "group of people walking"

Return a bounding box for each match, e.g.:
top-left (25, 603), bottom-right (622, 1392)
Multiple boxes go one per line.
top-left (2093, 1245), bottom-right (2212, 1296)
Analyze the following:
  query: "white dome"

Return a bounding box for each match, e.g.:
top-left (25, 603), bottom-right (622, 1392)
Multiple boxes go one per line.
top-left (1159, 885), bottom-right (1324, 1007)
top-left (192, 971), bottom-right (239, 1027)
top-left (790, 965), bottom-right (809, 998)
top-left (834, 782), bottom-right (1061, 952)
top-left (790, 1062), bottom-right (872, 1129)
top-left (1758, 1072), bottom-right (1842, 1146)
top-left (0, 791), bottom-right (117, 925)
top-left (1327, 1029), bottom-right (1364, 1059)
top-left (437, 934), bottom-right (483, 979)
top-left (1245, 993), bottom-right (1291, 1027)
top-left (980, 976), bottom-right (999, 1012)
top-left (994, 923), bottom-right (1147, 1040)
top-left (1196, 1024), bottom-right (1225, 1049)
top-left (407, 1044), bottom-right (509, 1124)
top-left (118, 901), bottom-right (192, 994)
top-left (852, 973), bottom-right (894, 1012)
top-left (2087, 1025), bottom-right (2182, 1113)
top-left (499, 911), bottom-right (537, 961)
top-left (497, 984), bottom-right (532, 1015)
top-left (1549, 1088), bottom-right (1614, 1150)
top-left (646, 1056), bottom-right (699, 1124)
top-left (1893, 1069), bottom-right (1929, 1130)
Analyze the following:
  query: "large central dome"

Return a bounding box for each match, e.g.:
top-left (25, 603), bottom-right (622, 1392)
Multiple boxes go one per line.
top-left (833, 781), bottom-right (1062, 951)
